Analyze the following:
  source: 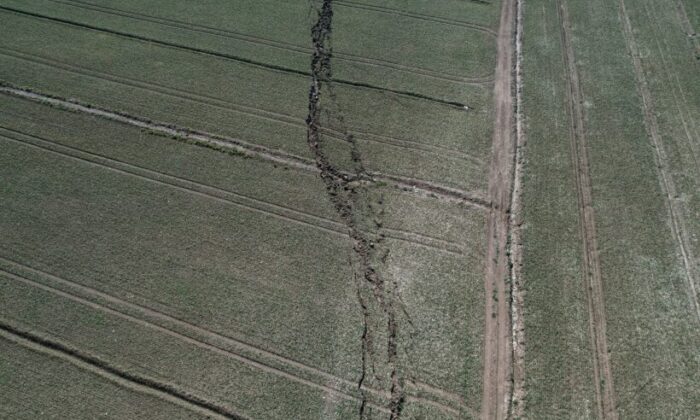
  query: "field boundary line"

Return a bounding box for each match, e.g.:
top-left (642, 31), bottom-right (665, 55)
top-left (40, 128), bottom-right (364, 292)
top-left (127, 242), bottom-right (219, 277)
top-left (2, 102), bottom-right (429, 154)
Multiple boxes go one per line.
top-left (481, 0), bottom-right (516, 418)
top-left (556, 1), bottom-right (618, 418)
top-left (0, 46), bottom-right (487, 165)
top-left (0, 319), bottom-right (245, 420)
top-left (0, 126), bottom-right (466, 256)
top-left (508, 0), bottom-right (527, 416)
top-left (0, 258), bottom-right (470, 416)
top-left (0, 5), bottom-right (467, 110)
top-left (48, 0), bottom-right (493, 84)
top-left (335, 0), bottom-right (498, 35)
top-left (0, 85), bottom-right (488, 209)
top-left (617, 0), bottom-right (700, 321)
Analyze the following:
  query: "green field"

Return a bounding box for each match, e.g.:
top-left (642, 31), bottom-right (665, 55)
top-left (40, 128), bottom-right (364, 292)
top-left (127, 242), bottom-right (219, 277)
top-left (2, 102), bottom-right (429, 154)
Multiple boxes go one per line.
top-left (0, 0), bottom-right (503, 418)
top-left (1, 0), bottom-right (698, 419)
top-left (521, 0), bottom-right (700, 418)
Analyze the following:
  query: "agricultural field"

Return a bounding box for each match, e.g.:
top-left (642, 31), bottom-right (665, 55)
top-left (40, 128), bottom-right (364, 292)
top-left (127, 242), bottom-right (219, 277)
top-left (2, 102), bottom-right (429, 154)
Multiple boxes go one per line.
top-left (0, 0), bottom-right (697, 419)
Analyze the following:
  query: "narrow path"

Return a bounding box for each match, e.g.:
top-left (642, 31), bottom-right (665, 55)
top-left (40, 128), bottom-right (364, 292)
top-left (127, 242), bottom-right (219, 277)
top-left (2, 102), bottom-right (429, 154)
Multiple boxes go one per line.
top-left (556, 1), bottom-right (618, 418)
top-left (617, 0), bottom-right (700, 320)
top-left (481, 0), bottom-right (516, 418)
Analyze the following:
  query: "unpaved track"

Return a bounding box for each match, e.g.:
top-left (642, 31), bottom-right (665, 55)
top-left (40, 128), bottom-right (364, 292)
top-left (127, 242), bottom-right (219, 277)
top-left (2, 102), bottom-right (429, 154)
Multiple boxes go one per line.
top-left (617, 0), bottom-right (700, 322)
top-left (481, 0), bottom-right (516, 418)
top-left (556, 1), bottom-right (617, 418)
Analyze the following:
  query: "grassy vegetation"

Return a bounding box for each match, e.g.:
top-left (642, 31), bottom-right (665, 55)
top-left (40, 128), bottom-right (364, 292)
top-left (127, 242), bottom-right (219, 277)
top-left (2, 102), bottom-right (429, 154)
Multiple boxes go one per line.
top-left (0, 6), bottom-right (494, 193)
top-left (624, 0), bottom-right (700, 299)
top-left (566, 0), bottom-right (700, 417)
top-left (0, 336), bottom-right (206, 419)
top-left (520, 1), bottom-right (597, 416)
top-left (522, 0), bottom-right (700, 418)
top-left (0, 90), bottom-right (487, 417)
top-left (0, 0), bottom-right (497, 101)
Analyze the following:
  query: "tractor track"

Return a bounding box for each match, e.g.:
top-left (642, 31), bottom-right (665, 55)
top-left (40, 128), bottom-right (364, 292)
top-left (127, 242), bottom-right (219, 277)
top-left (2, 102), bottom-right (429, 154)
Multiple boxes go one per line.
top-left (0, 319), bottom-right (245, 420)
top-left (335, 0), bottom-right (498, 35)
top-left (617, 0), bottom-right (700, 321)
top-left (674, 0), bottom-right (700, 59)
top-left (0, 5), bottom-right (467, 110)
top-left (0, 126), bottom-right (466, 256)
top-left (47, 0), bottom-right (494, 85)
top-left (0, 85), bottom-right (489, 209)
top-left (556, 1), bottom-right (618, 418)
top-left (0, 45), bottom-right (485, 165)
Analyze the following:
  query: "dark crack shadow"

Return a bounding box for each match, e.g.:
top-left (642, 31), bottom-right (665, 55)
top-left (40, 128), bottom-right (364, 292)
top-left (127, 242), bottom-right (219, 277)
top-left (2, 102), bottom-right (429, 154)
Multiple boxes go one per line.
top-left (305, 1), bottom-right (414, 418)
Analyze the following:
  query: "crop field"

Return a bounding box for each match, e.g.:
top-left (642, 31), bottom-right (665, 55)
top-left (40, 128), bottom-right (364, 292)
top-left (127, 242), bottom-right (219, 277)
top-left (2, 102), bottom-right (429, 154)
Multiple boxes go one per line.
top-left (0, 0), bottom-right (697, 419)
top-left (520, 0), bottom-right (700, 418)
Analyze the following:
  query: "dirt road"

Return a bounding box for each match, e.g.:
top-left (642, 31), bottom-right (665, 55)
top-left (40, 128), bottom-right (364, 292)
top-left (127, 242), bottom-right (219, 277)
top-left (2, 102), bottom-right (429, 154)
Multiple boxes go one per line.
top-left (481, 0), bottom-right (517, 418)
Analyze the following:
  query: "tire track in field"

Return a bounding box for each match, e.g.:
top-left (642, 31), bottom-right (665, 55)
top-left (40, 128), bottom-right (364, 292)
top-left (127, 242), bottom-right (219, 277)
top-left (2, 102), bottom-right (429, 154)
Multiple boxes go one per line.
top-left (47, 0), bottom-right (493, 85)
top-left (0, 258), bottom-right (470, 417)
top-left (617, 0), bottom-right (700, 321)
top-left (0, 46), bottom-right (485, 165)
top-left (0, 5), bottom-right (466, 110)
top-left (639, 2), bottom-right (700, 172)
top-left (556, 1), bottom-right (618, 418)
top-left (0, 84), bottom-right (489, 208)
top-left (674, 0), bottom-right (700, 59)
top-left (0, 126), bottom-right (466, 256)
top-left (0, 320), bottom-right (244, 420)
top-left (335, 0), bottom-right (498, 36)
top-left (481, 0), bottom-right (515, 418)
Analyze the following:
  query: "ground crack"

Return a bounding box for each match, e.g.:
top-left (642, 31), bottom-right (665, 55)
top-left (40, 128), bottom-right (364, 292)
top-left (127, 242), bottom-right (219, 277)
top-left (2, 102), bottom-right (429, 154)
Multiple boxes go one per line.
top-left (306, 1), bottom-right (407, 418)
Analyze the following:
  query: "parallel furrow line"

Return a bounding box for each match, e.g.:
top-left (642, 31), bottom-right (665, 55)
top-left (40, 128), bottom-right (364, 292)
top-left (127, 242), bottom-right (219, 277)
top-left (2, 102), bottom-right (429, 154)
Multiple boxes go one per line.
top-left (618, 0), bottom-right (700, 320)
top-left (0, 258), bottom-right (468, 416)
top-left (640, 2), bottom-right (700, 170)
top-left (0, 84), bottom-right (489, 208)
top-left (675, 0), bottom-right (700, 59)
top-left (0, 126), bottom-right (465, 255)
top-left (49, 0), bottom-right (493, 84)
top-left (0, 47), bottom-right (484, 166)
top-left (0, 319), bottom-right (245, 420)
top-left (0, 5), bottom-right (467, 109)
top-left (335, 0), bottom-right (498, 35)
top-left (557, 1), bottom-right (618, 418)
